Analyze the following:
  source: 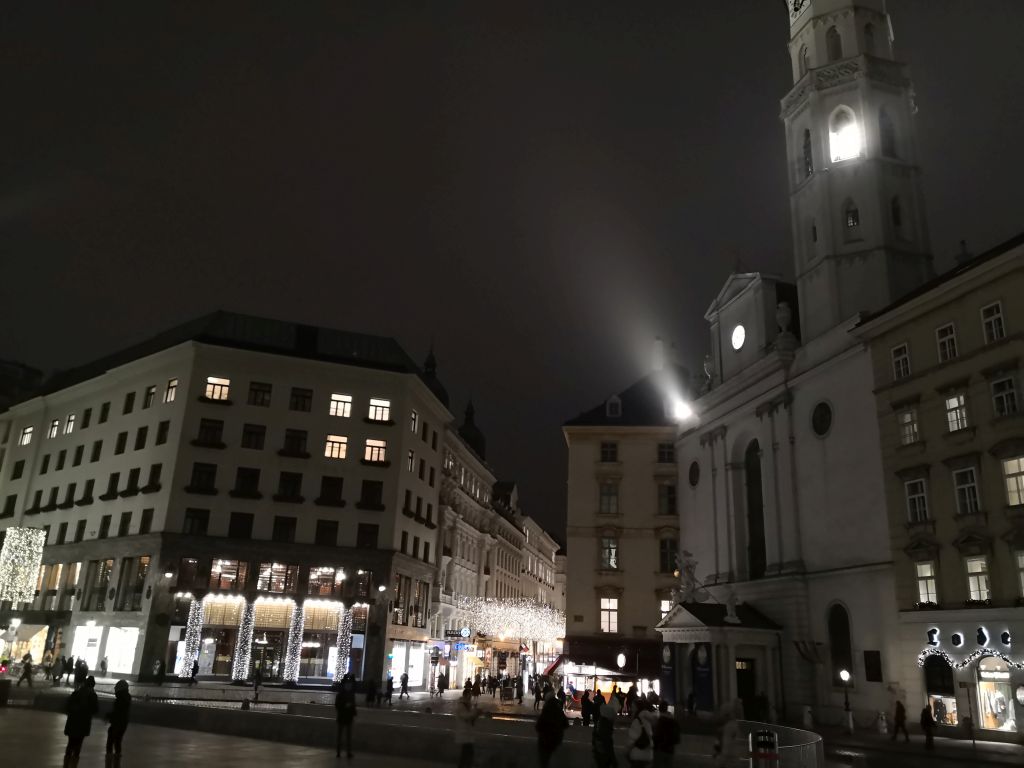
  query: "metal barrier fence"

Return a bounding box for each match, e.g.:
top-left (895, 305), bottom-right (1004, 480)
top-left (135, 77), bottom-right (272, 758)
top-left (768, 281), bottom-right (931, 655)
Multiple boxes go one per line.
top-left (736, 720), bottom-right (825, 767)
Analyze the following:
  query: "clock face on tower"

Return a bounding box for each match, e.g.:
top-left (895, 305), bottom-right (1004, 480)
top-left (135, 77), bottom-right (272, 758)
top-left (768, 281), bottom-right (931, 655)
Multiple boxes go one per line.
top-left (790, 0), bottom-right (809, 20)
top-left (731, 325), bottom-right (746, 351)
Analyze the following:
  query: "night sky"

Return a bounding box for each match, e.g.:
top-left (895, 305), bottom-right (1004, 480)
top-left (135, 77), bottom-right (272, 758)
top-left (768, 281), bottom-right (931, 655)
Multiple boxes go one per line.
top-left (2, 2), bottom-right (1022, 538)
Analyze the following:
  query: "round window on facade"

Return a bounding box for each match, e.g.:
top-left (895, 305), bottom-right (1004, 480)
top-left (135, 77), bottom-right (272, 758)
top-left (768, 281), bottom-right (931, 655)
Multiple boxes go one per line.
top-left (811, 402), bottom-right (833, 437)
top-left (688, 461), bottom-right (700, 487)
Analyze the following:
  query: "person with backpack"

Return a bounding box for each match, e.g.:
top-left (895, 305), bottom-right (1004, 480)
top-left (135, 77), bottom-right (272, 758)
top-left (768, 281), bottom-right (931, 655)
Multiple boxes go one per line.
top-left (334, 673), bottom-right (357, 759)
top-left (627, 702), bottom-right (657, 767)
top-left (652, 700), bottom-right (681, 768)
top-left (592, 692), bottom-right (618, 768)
top-left (536, 689), bottom-right (569, 768)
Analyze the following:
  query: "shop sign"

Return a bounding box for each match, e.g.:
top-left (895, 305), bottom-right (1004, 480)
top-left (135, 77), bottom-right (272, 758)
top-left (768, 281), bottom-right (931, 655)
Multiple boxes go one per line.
top-left (979, 669), bottom-right (1010, 681)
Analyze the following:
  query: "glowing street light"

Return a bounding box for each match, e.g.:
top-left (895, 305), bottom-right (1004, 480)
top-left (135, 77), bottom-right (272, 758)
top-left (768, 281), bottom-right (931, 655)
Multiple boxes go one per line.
top-left (839, 669), bottom-right (853, 733)
top-left (672, 398), bottom-right (693, 421)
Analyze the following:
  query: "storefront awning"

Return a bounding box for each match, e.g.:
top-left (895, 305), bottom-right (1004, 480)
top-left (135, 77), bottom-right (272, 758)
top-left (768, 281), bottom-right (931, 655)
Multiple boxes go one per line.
top-left (543, 654), bottom-right (565, 676)
top-left (466, 655), bottom-right (485, 667)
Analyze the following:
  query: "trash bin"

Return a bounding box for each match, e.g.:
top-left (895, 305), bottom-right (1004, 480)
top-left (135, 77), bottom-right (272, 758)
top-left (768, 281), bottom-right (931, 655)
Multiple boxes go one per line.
top-left (0, 679), bottom-right (11, 707)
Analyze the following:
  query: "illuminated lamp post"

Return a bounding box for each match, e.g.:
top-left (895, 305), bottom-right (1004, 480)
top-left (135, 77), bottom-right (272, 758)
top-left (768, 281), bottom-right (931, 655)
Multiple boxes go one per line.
top-left (839, 669), bottom-right (853, 733)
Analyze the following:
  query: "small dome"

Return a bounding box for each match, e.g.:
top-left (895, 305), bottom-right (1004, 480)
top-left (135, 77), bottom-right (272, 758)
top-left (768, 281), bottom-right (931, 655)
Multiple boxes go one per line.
top-left (458, 400), bottom-right (487, 460)
top-left (421, 347), bottom-right (449, 408)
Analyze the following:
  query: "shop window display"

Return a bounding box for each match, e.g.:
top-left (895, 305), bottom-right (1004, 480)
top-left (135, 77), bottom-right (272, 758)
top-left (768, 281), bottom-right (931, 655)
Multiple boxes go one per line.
top-left (977, 657), bottom-right (1016, 732)
top-left (923, 654), bottom-right (958, 725)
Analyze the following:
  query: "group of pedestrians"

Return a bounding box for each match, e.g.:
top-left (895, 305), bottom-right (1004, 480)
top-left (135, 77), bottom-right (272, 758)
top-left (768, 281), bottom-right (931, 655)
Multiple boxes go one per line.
top-left (61, 676), bottom-right (132, 766)
top-left (14, 653), bottom-right (96, 688)
top-left (891, 698), bottom-right (940, 750)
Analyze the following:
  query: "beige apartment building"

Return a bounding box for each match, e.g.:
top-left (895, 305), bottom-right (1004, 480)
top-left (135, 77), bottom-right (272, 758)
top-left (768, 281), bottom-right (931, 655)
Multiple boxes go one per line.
top-left (855, 233), bottom-right (1024, 742)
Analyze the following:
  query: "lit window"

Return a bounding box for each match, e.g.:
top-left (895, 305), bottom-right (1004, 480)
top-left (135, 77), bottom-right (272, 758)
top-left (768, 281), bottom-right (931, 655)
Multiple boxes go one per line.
top-left (916, 562), bottom-right (937, 604)
top-left (981, 302), bottom-right (1005, 344)
top-left (598, 482), bottom-right (619, 515)
top-left (891, 343), bottom-right (911, 379)
top-left (324, 435), bottom-right (348, 460)
top-left (328, 393), bottom-right (353, 417)
top-left (1017, 551), bottom-right (1024, 598)
top-left (600, 598), bottom-right (618, 633)
top-left (410, 410), bottom-right (419, 434)
top-left (1002, 456), bottom-right (1024, 506)
top-left (992, 377), bottom-right (1018, 418)
top-left (143, 385), bottom-right (157, 409)
top-left (64, 414), bottom-right (76, 435)
top-left (905, 479), bottom-right (928, 523)
top-left (945, 394), bottom-right (968, 432)
top-left (48, 419), bottom-right (60, 439)
top-left (18, 426), bottom-right (33, 446)
top-left (407, 450), bottom-right (415, 472)
top-left (952, 468), bottom-right (980, 516)
top-left (897, 409), bottom-right (919, 445)
top-left (830, 108), bottom-right (861, 162)
top-left (367, 398), bottom-right (391, 422)
top-left (364, 438), bottom-right (387, 463)
top-left (660, 599), bottom-right (672, 620)
top-left (600, 537), bottom-right (619, 570)
top-left (965, 557), bottom-right (990, 601)
top-left (844, 201), bottom-right (860, 229)
top-left (164, 378), bottom-right (178, 403)
top-left (204, 376), bottom-right (231, 401)
top-left (936, 324), bottom-right (958, 363)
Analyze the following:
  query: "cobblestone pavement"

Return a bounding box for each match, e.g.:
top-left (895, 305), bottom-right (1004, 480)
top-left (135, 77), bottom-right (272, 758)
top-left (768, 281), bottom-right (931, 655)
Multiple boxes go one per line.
top-left (0, 708), bottom-right (451, 768)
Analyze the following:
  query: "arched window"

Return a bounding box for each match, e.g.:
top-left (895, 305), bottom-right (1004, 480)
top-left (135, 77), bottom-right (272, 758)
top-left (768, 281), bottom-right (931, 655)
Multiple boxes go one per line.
top-left (923, 654), bottom-right (955, 697)
top-left (829, 108), bottom-right (862, 162)
top-left (891, 196), bottom-right (903, 230)
top-left (803, 129), bottom-right (814, 178)
top-left (826, 26), bottom-right (843, 62)
top-left (879, 108), bottom-right (897, 158)
top-left (799, 45), bottom-right (810, 77)
top-left (864, 23), bottom-right (876, 56)
top-left (845, 200), bottom-right (860, 230)
top-left (745, 440), bottom-right (766, 580)
top-left (828, 604), bottom-right (853, 685)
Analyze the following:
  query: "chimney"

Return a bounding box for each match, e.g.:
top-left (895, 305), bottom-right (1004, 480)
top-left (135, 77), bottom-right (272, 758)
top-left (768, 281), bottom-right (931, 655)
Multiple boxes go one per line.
top-left (955, 239), bottom-right (973, 266)
top-left (652, 337), bottom-right (665, 372)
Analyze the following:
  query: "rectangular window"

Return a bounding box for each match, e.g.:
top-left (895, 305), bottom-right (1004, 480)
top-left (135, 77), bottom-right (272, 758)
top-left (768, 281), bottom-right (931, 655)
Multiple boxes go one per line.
top-left (599, 441), bottom-right (618, 462)
top-left (118, 511), bottom-right (132, 537)
top-left (143, 385), bottom-right (157, 409)
top-left (204, 376), bottom-right (231, 401)
top-left (125, 467), bottom-right (141, 493)
top-left (406, 450), bottom-right (415, 472)
top-left (364, 438), bottom-right (387, 463)
top-left (134, 426), bottom-right (148, 451)
top-left (256, 562), bottom-right (299, 593)
top-left (182, 508), bottom-right (210, 536)
top-left (953, 468), bottom-right (980, 516)
top-left (123, 391), bottom-right (136, 415)
top-left (981, 302), bottom-right (1005, 344)
top-left (56, 450), bottom-right (67, 471)
top-left (209, 559), bottom-right (248, 591)
top-left (413, 536), bottom-right (420, 559)
top-left (164, 378), bottom-right (178, 403)
top-left (905, 479), bottom-right (929, 522)
top-left (965, 556), bottom-right (990, 601)
top-left (429, 467), bottom-right (436, 487)
top-left (916, 562), bottom-right (938, 604)
top-left (10, 460), bottom-right (25, 480)
top-left (657, 442), bottom-right (674, 463)
top-left (1, 495), bottom-right (16, 518)
top-left (72, 445), bottom-right (83, 466)
top-left (423, 541), bottom-right (431, 563)
top-left (57, 522), bottom-right (68, 544)
top-left (233, 467), bottom-right (261, 496)
top-left (367, 398), bottom-right (391, 422)
top-left (282, 428), bottom-right (308, 455)
top-left (41, 456), bottom-right (51, 476)
top-left (48, 419), bottom-right (60, 439)
top-left (277, 471), bottom-right (303, 500)
top-left (657, 484), bottom-right (677, 516)
top-left (139, 508), bottom-right (154, 534)
top-left (891, 343), bottom-right (911, 380)
top-left (936, 323), bottom-right (958, 362)
top-left (329, 393), bottom-right (352, 418)
top-left (90, 440), bottom-right (102, 462)
top-left (64, 414), bottom-right (76, 435)
top-left (74, 520), bottom-right (86, 542)
top-left (992, 377), bottom-right (1018, 417)
top-left (418, 459), bottom-right (425, 480)
top-left (99, 402), bottom-right (110, 423)
top-left (410, 410), bottom-right (419, 434)
top-left (400, 531), bottom-right (409, 554)
top-left (356, 523), bottom-right (378, 549)
top-left (18, 426), bottom-right (33, 446)
top-left (600, 537), bottom-right (619, 570)
top-left (324, 435), bottom-right (348, 459)
top-left (659, 538), bottom-right (677, 573)
top-left (98, 514), bottom-right (111, 539)
top-left (897, 408), bottom-right (920, 445)
top-left (228, 512), bottom-right (254, 539)
top-left (598, 482), bottom-right (619, 515)
top-left (81, 408), bottom-right (92, 429)
top-left (1003, 456), bottom-right (1024, 506)
top-left (241, 423), bottom-right (266, 450)
top-left (272, 516), bottom-right (297, 543)
top-left (196, 418), bottom-right (224, 446)
top-left (289, 387), bottom-right (313, 412)
top-left (358, 479), bottom-right (384, 508)
top-left (146, 464), bottom-right (162, 488)
top-left (155, 421), bottom-right (170, 445)
top-left (248, 381), bottom-right (272, 407)
top-left (945, 393), bottom-right (969, 432)
top-left (600, 598), bottom-right (618, 633)
top-left (660, 599), bottom-right (672, 620)
top-left (1017, 551), bottom-right (1024, 598)
top-left (318, 476), bottom-right (344, 504)
top-left (103, 472), bottom-right (120, 499)
top-left (188, 462), bottom-right (217, 492)
top-left (115, 431), bottom-right (128, 455)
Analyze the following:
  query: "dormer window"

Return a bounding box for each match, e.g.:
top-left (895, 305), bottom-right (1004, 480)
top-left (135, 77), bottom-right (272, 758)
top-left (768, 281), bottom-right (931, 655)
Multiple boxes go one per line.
top-left (606, 397), bottom-right (622, 418)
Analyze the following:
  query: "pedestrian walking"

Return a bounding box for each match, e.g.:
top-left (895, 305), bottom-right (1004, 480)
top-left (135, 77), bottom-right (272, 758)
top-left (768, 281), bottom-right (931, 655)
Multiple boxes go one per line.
top-left (556, 685), bottom-right (567, 711)
top-left (153, 659), bottom-right (166, 687)
top-left (189, 658), bottom-right (199, 686)
top-left (920, 703), bottom-right (936, 751)
top-left (471, 677), bottom-right (481, 698)
top-left (252, 667), bottom-right (262, 702)
top-left (64, 656), bottom-right (75, 685)
top-left (536, 690), bottom-right (569, 768)
top-left (52, 655), bottom-right (65, 687)
top-left (105, 679), bottom-right (132, 759)
top-left (335, 673), bottom-right (357, 759)
top-left (399, 671), bottom-right (410, 699)
top-left (592, 693), bottom-right (618, 768)
top-left (437, 672), bottom-right (447, 698)
top-left (534, 679), bottom-right (543, 711)
top-left (627, 703), bottom-right (656, 768)
top-left (455, 688), bottom-right (481, 768)
top-left (515, 675), bottom-right (523, 705)
top-left (100, 657), bottom-right (108, 677)
top-left (17, 652), bottom-right (34, 687)
top-left (891, 700), bottom-right (910, 743)
top-left (581, 690), bottom-right (593, 727)
top-left (74, 659), bottom-right (89, 688)
top-left (385, 675), bottom-right (394, 706)
top-left (652, 700), bottom-right (680, 768)
top-left (64, 676), bottom-right (99, 766)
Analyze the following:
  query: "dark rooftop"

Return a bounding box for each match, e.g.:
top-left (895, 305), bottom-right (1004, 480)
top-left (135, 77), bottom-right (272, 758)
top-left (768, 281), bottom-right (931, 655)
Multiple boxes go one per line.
top-left (563, 364), bottom-right (692, 428)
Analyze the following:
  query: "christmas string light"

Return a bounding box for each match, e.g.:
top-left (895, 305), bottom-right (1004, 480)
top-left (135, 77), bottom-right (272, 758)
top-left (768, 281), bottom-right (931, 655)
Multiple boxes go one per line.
top-left (0, 527), bottom-right (46, 604)
top-left (176, 599), bottom-right (205, 677)
top-left (335, 605), bottom-right (353, 679)
top-left (458, 597), bottom-right (565, 642)
top-left (231, 600), bottom-right (256, 681)
top-left (916, 646), bottom-right (1023, 670)
top-left (282, 600), bottom-right (304, 683)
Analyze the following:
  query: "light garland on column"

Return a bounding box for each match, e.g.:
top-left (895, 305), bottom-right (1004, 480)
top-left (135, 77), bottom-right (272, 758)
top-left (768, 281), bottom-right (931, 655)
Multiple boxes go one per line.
top-left (282, 600), bottom-right (304, 684)
top-left (0, 527), bottom-right (46, 604)
top-left (335, 605), bottom-right (353, 679)
top-left (176, 598), bottom-right (205, 677)
top-left (231, 600), bottom-right (256, 681)
top-left (917, 646), bottom-right (1023, 670)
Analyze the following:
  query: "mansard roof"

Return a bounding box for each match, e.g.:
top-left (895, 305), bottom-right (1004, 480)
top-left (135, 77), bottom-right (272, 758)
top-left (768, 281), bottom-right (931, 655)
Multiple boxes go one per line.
top-left (563, 364), bottom-right (691, 428)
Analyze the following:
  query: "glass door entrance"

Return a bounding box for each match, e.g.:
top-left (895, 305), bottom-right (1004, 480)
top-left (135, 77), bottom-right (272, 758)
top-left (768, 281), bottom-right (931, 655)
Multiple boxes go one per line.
top-left (250, 631), bottom-right (285, 681)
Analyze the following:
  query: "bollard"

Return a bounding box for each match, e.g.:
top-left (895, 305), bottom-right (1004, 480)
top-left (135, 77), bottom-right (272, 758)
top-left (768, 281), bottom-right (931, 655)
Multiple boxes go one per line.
top-left (876, 710), bottom-right (888, 735)
top-left (748, 728), bottom-right (780, 768)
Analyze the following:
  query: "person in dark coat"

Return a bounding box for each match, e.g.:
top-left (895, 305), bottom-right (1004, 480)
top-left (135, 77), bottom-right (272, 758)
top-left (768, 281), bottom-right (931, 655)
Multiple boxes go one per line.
top-left (189, 658), bottom-right (199, 686)
top-left (384, 675), bottom-right (394, 706)
top-left (105, 679), bottom-right (132, 758)
top-left (536, 690), bottom-right (569, 768)
top-left (73, 658), bottom-right (89, 689)
top-left (920, 704), bottom-right (936, 750)
top-left (17, 652), bottom-right (33, 687)
top-left (581, 690), bottom-right (594, 727)
top-left (153, 659), bottom-right (166, 686)
top-left (652, 700), bottom-right (681, 768)
top-left (64, 656), bottom-right (75, 685)
top-left (64, 676), bottom-right (99, 766)
top-left (400, 671), bottom-right (410, 699)
top-left (891, 700), bottom-right (910, 742)
top-left (335, 673), bottom-right (358, 759)
top-left (534, 679), bottom-right (544, 711)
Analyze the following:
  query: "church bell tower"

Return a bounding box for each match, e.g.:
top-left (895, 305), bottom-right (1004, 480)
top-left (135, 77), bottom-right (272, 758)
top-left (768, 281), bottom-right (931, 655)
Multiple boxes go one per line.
top-left (782, 0), bottom-right (933, 340)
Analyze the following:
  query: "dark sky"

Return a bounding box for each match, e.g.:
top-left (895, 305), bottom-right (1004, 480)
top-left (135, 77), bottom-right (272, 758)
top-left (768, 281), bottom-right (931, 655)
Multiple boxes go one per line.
top-left (2, 2), bottom-right (1022, 539)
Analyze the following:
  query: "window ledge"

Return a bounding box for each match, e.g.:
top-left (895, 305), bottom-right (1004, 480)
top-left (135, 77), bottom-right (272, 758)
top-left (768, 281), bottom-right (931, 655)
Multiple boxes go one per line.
top-left (355, 501), bottom-right (386, 511)
top-left (424, 520), bottom-right (437, 530)
top-left (190, 439), bottom-right (227, 450)
top-left (596, 568), bottom-right (622, 576)
top-left (229, 489), bottom-right (263, 500)
top-left (140, 484), bottom-right (162, 494)
top-left (314, 498), bottom-right (346, 508)
top-left (272, 494), bottom-right (305, 504)
top-left (197, 396), bottom-right (233, 406)
top-left (905, 519), bottom-right (935, 533)
top-left (184, 486), bottom-right (219, 496)
top-left (991, 412), bottom-right (1023, 426)
top-left (943, 426), bottom-right (977, 440)
top-left (277, 449), bottom-right (311, 459)
top-left (1005, 505), bottom-right (1024, 522)
top-left (361, 459), bottom-right (391, 468)
top-left (75, 497), bottom-right (95, 507)
top-left (912, 601), bottom-right (941, 611)
top-left (953, 510), bottom-right (988, 525)
top-left (401, 507), bottom-right (415, 518)
top-left (22, 507), bottom-right (40, 516)
top-left (97, 493), bottom-right (119, 502)
top-left (962, 598), bottom-right (993, 608)
top-left (363, 418), bottom-right (395, 426)
top-left (119, 488), bottom-right (140, 498)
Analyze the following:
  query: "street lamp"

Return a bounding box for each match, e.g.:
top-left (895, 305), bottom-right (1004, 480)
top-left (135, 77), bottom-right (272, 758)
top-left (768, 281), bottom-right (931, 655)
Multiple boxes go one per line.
top-left (839, 669), bottom-right (853, 734)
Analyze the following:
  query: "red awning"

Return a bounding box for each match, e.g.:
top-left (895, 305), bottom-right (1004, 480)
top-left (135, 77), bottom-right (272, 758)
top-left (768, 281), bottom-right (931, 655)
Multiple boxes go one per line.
top-left (543, 654), bottom-right (565, 676)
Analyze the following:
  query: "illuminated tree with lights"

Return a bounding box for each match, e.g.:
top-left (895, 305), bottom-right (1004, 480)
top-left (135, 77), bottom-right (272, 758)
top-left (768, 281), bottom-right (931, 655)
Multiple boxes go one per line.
top-left (459, 597), bottom-right (565, 643)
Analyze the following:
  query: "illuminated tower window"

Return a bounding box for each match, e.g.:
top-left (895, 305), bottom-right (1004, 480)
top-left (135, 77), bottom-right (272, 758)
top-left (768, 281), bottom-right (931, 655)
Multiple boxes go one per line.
top-left (829, 108), bottom-right (862, 162)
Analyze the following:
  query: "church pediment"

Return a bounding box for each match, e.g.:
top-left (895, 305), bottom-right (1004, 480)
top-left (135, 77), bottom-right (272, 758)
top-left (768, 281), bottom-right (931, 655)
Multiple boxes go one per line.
top-left (704, 272), bottom-right (763, 320)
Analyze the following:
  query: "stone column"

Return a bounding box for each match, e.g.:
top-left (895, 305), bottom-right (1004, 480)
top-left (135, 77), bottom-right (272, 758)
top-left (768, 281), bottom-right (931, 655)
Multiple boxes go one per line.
top-left (231, 599), bottom-right (255, 682)
top-left (176, 597), bottom-right (204, 677)
top-left (334, 605), bottom-right (352, 680)
top-left (282, 599), bottom-right (304, 685)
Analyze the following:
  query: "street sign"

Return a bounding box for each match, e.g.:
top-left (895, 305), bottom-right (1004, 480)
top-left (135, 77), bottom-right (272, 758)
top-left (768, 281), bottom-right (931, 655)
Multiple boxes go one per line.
top-left (444, 630), bottom-right (463, 638)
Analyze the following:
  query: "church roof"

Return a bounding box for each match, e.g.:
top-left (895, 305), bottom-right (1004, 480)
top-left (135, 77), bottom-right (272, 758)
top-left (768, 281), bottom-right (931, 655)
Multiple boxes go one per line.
top-left (658, 601), bottom-right (781, 632)
top-left (563, 364), bottom-right (691, 428)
